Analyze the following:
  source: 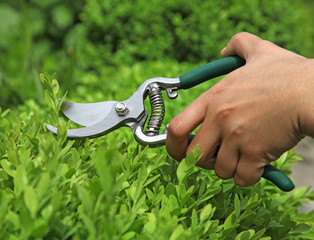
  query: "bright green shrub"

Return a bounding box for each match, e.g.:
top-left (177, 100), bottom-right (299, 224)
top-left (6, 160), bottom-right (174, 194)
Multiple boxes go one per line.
top-left (80, 0), bottom-right (314, 69)
top-left (0, 0), bottom-right (84, 108)
top-left (1, 66), bottom-right (314, 239)
top-left (1, 0), bottom-right (314, 108)
top-left (1, 1), bottom-right (314, 238)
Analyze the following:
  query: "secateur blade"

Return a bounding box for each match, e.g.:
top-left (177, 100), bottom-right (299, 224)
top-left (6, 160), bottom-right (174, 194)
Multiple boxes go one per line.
top-left (46, 117), bottom-right (122, 139)
top-left (46, 90), bottom-right (147, 140)
top-left (60, 100), bottom-right (117, 127)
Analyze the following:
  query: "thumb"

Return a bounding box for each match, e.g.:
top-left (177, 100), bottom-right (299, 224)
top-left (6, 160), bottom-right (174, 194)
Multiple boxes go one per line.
top-left (220, 32), bottom-right (264, 60)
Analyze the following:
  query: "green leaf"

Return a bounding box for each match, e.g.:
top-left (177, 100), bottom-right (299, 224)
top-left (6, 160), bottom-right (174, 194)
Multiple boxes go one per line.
top-left (200, 204), bottom-right (214, 223)
top-left (39, 73), bottom-right (54, 93)
top-left (176, 145), bottom-right (201, 183)
top-left (170, 225), bottom-right (185, 240)
top-left (56, 140), bottom-right (74, 161)
top-left (24, 186), bottom-right (38, 218)
top-left (169, 194), bottom-right (179, 211)
top-left (234, 193), bottom-right (241, 217)
top-left (51, 79), bottom-right (59, 95)
top-left (138, 166), bottom-right (148, 185)
top-left (5, 211), bottom-right (20, 231)
top-left (251, 228), bottom-right (267, 240)
top-left (31, 219), bottom-right (49, 238)
top-left (143, 213), bottom-right (156, 234)
top-left (128, 185), bottom-right (138, 203)
top-left (95, 149), bottom-right (113, 194)
top-left (145, 188), bottom-right (154, 200)
top-left (291, 223), bottom-right (311, 233)
top-left (36, 172), bottom-right (51, 197)
top-left (8, 149), bottom-right (19, 165)
top-left (246, 193), bottom-right (261, 210)
top-left (165, 182), bottom-right (177, 197)
top-left (122, 231), bottom-right (137, 240)
top-left (143, 174), bottom-right (160, 187)
top-left (14, 165), bottom-right (28, 194)
top-left (57, 121), bottom-right (68, 146)
top-left (224, 211), bottom-right (239, 231)
top-left (1, 159), bottom-right (16, 177)
top-left (44, 90), bottom-right (56, 110)
top-left (191, 209), bottom-right (198, 230)
top-left (77, 186), bottom-right (93, 213)
top-left (293, 186), bottom-right (309, 199)
top-left (80, 213), bottom-right (96, 238)
top-left (235, 229), bottom-right (255, 240)
top-left (57, 91), bottom-right (68, 112)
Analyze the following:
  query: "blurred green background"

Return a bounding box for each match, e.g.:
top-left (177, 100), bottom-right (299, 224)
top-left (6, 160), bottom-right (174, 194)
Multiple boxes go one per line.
top-left (1, 0), bottom-right (314, 109)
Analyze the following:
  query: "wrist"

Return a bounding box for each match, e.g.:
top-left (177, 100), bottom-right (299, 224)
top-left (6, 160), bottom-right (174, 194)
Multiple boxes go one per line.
top-left (298, 59), bottom-right (314, 137)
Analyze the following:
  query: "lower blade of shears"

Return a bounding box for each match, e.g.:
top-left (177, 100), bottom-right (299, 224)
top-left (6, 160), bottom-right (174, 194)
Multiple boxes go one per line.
top-left (61, 100), bottom-right (117, 126)
top-left (46, 119), bottom-right (123, 139)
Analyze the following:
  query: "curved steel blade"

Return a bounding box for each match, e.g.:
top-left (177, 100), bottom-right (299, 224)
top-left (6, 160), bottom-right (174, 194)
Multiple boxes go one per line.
top-left (61, 100), bottom-right (117, 127)
top-left (46, 119), bottom-right (123, 139)
top-left (46, 91), bottom-right (146, 139)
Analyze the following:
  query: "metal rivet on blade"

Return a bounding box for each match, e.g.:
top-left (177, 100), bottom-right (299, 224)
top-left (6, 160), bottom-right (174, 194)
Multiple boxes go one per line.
top-left (115, 102), bottom-right (129, 116)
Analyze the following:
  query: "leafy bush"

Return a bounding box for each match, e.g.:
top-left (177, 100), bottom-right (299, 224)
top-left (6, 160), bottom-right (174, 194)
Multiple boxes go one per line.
top-left (1, 68), bottom-right (314, 239)
top-left (1, 1), bottom-right (314, 239)
top-left (0, 0), bottom-right (83, 108)
top-left (80, 0), bottom-right (314, 69)
top-left (1, 0), bottom-right (314, 108)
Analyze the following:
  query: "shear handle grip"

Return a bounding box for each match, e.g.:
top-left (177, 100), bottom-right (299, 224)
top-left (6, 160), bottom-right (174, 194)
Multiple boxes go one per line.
top-left (188, 134), bottom-right (295, 192)
top-left (180, 56), bottom-right (245, 89)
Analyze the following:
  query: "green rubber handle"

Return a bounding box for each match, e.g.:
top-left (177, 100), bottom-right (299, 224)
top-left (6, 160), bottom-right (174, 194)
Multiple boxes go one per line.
top-left (180, 56), bottom-right (246, 89)
top-left (188, 135), bottom-right (295, 192)
top-left (262, 165), bottom-right (295, 192)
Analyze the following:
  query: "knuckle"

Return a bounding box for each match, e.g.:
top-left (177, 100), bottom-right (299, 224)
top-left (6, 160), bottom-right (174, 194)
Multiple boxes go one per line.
top-left (214, 104), bottom-right (235, 122)
top-left (234, 164), bottom-right (262, 187)
top-left (215, 168), bottom-right (232, 180)
top-left (234, 176), bottom-right (249, 187)
top-left (229, 122), bottom-right (246, 138)
top-left (231, 32), bottom-right (250, 43)
top-left (230, 32), bottom-right (251, 48)
top-left (234, 174), bottom-right (256, 187)
top-left (168, 117), bottom-right (185, 138)
top-left (196, 157), bottom-right (214, 170)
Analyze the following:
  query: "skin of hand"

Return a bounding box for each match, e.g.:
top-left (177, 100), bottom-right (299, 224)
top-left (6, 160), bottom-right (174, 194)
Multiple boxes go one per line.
top-left (166, 32), bottom-right (314, 187)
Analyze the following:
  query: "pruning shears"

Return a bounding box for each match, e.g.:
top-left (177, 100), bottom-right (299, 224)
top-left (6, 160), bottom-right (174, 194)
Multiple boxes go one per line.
top-left (46, 56), bottom-right (295, 192)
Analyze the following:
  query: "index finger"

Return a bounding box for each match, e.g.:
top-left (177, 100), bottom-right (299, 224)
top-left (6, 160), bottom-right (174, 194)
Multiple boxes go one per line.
top-left (166, 94), bottom-right (208, 160)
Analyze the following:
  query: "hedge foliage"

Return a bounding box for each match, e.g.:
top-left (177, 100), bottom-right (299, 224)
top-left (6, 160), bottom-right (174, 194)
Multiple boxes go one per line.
top-left (81, 0), bottom-right (314, 68)
top-left (0, 0), bottom-right (84, 107)
top-left (0, 71), bottom-right (313, 239)
top-left (1, 0), bottom-right (314, 108)
top-left (1, 0), bottom-right (314, 239)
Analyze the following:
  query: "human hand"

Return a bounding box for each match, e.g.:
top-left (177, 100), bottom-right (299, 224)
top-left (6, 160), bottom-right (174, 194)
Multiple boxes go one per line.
top-left (166, 32), bottom-right (314, 187)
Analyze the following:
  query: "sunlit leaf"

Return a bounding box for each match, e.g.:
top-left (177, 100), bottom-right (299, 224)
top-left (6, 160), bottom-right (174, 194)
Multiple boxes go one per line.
top-left (24, 186), bottom-right (38, 218)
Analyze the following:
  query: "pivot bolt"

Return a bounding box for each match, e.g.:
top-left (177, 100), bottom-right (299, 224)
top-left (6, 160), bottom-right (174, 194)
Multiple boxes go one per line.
top-left (115, 102), bottom-right (129, 116)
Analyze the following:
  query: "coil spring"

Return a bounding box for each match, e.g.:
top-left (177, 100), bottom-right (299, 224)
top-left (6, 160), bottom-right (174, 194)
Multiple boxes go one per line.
top-left (145, 85), bottom-right (165, 136)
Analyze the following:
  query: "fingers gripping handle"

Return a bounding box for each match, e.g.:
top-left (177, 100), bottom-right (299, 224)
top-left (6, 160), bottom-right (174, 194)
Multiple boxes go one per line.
top-left (188, 135), bottom-right (295, 192)
top-left (181, 56), bottom-right (295, 191)
top-left (180, 56), bottom-right (246, 89)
